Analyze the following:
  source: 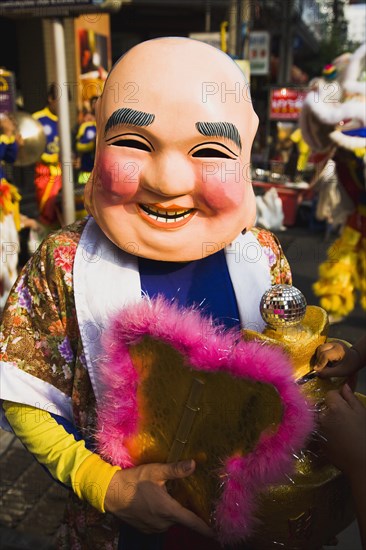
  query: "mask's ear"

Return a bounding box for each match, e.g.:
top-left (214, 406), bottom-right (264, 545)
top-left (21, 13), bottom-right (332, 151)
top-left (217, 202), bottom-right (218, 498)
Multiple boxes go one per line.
top-left (84, 167), bottom-right (96, 217)
top-left (252, 112), bottom-right (259, 140)
top-left (83, 97), bottom-right (101, 218)
top-left (94, 96), bottom-right (101, 122)
top-left (94, 96), bottom-right (102, 143)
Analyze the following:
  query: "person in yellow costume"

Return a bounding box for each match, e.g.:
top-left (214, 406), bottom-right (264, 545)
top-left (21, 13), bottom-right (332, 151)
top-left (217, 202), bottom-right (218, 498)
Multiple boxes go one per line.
top-left (1, 38), bottom-right (301, 550)
top-left (32, 83), bottom-right (61, 228)
top-left (0, 112), bottom-right (21, 311)
top-left (0, 113), bottom-right (39, 310)
top-left (300, 44), bottom-right (366, 320)
top-left (73, 96), bottom-right (98, 220)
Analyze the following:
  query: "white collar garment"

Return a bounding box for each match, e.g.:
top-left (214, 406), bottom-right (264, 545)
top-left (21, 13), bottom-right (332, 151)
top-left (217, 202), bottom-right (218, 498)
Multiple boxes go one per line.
top-left (0, 216), bottom-right (272, 430)
top-left (74, 217), bottom-right (271, 403)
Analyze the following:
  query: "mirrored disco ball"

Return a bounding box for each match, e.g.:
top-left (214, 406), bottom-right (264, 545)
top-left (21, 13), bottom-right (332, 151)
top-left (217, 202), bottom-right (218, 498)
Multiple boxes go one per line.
top-left (260, 284), bottom-right (307, 327)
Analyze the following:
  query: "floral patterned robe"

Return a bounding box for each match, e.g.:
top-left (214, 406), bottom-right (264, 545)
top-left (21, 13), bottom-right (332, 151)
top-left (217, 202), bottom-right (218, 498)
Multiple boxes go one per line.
top-left (0, 218), bottom-right (291, 549)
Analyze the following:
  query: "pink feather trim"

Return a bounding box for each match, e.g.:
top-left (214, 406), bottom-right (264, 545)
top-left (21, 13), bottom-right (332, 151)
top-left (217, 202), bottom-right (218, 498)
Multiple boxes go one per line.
top-left (96, 296), bottom-right (314, 543)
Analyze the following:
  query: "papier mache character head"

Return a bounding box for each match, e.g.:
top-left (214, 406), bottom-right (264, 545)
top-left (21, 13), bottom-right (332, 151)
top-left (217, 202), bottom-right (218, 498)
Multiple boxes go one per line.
top-left (85, 37), bottom-right (259, 261)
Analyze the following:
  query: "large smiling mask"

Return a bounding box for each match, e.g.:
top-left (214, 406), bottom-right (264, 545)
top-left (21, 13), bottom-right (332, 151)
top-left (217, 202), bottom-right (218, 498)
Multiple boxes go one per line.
top-left (84, 37), bottom-right (258, 261)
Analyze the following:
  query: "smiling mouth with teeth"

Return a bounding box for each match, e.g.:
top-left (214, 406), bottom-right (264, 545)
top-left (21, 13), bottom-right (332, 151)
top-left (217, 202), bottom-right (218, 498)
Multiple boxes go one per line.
top-left (137, 204), bottom-right (196, 228)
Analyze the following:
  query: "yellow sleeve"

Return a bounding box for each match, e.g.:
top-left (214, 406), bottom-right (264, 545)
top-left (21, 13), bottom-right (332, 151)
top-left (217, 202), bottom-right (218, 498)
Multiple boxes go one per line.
top-left (0, 135), bottom-right (16, 145)
top-left (76, 140), bottom-right (95, 154)
top-left (75, 122), bottom-right (96, 153)
top-left (41, 152), bottom-right (59, 165)
top-left (3, 401), bottom-right (120, 513)
top-left (290, 128), bottom-right (301, 144)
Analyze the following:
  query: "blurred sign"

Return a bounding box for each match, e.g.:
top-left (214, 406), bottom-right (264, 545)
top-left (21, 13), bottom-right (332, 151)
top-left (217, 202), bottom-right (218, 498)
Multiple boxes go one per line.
top-left (249, 31), bottom-right (270, 75)
top-left (0, 0), bottom-right (122, 17)
top-left (235, 60), bottom-right (250, 84)
top-left (189, 32), bottom-right (222, 50)
top-left (269, 88), bottom-right (307, 120)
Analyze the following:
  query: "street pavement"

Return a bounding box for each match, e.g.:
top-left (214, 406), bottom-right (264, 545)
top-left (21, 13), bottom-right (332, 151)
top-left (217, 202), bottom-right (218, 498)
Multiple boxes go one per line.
top-left (0, 225), bottom-right (365, 549)
top-left (0, 430), bottom-right (67, 549)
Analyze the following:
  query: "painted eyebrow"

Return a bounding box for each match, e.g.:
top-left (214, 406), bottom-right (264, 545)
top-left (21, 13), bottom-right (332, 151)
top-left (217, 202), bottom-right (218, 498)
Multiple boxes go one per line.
top-left (195, 121), bottom-right (242, 151)
top-left (104, 108), bottom-right (155, 135)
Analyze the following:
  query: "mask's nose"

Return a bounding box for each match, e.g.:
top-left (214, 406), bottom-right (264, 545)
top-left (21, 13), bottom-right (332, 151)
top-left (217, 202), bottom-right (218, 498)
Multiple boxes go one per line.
top-left (140, 151), bottom-right (195, 199)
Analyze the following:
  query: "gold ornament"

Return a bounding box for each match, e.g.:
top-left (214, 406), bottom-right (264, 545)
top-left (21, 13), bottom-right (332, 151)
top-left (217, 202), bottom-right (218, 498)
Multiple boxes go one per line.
top-left (244, 284), bottom-right (363, 549)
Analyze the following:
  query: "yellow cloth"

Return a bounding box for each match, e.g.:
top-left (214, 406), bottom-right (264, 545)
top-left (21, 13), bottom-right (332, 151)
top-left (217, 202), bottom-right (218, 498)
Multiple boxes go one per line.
top-left (75, 121), bottom-right (96, 154)
top-left (312, 225), bottom-right (363, 317)
top-left (78, 171), bottom-right (91, 185)
top-left (0, 180), bottom-right (22, 230)
top-left (43, 156), bottom-right (60, 169)
top-left (290, 128), bottom-right (310, 172)
top-left (33, 107), bottom-right (59, 166)
top-left (0, 134), bottom-right (16, 146)
top-left (3, 401), bottom-right (120, 513)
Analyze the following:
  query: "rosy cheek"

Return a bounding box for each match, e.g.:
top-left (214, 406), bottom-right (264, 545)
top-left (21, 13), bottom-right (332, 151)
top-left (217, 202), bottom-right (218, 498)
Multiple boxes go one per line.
top-left (95, 148), bottom-right (142, 199)
top-left (195, 160), bottom-right (246, 210)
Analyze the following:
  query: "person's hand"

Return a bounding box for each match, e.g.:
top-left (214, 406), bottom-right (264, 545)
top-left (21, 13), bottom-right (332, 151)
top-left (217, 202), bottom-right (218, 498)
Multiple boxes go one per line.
top-left (318, 384), bottom-right (366, 477)
top-left (104, 459), bottom-right (214, 537)
top-left (15, 133), bottom-right (24, 147)
top-left (319, 384), bottom-right (366, 547)
top-left (314, 341), bottom-right (361, 378)
top-left (19, 215), bottom-right (41, 232)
